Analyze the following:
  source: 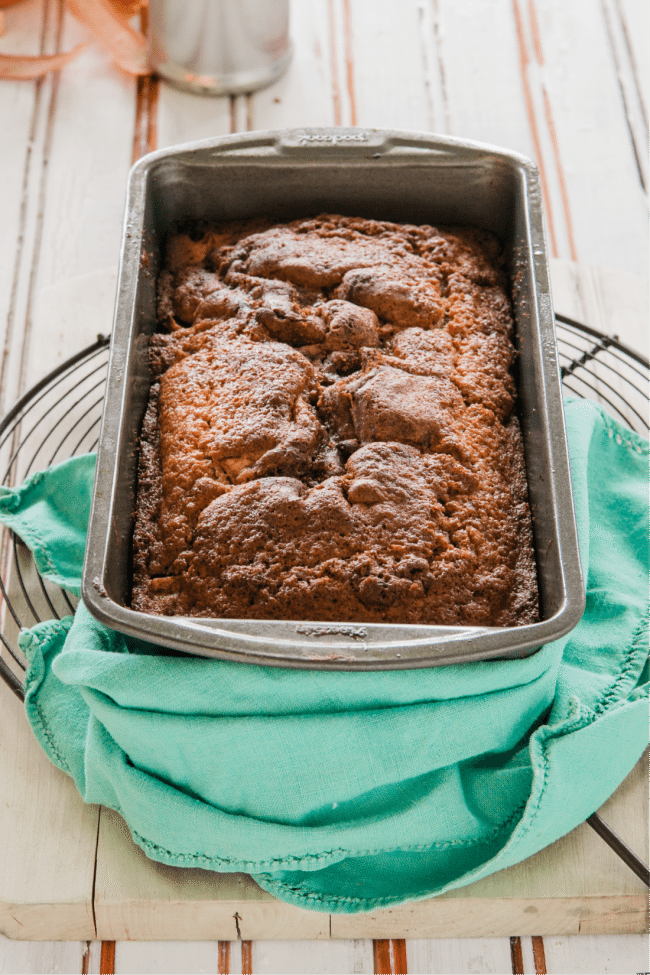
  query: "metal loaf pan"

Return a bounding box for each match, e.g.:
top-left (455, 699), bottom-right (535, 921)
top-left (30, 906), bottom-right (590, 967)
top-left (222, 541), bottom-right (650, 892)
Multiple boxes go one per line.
top-left (82, 128), bottom-right (585, 670)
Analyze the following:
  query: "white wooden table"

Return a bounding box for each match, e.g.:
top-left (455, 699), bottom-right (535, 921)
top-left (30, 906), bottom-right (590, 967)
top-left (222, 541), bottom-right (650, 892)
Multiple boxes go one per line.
top-left (0, 1), bottom-right (648, 972)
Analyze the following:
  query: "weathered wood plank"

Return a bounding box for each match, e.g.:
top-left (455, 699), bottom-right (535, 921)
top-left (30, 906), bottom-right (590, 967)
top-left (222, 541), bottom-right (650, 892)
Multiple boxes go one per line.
top-left (0, 686), bottom-right (98, 941)
top-left (600, 0), bottom-right (648, 193)
top-left (250, 0), bottom-right (335, 131)
top-left (420, 0), bottom-right (536, 150)
top-left (553, 260), bottom-right (648, 357)
top-left (334, 0), bottom-right (429, 131)
top-left (34, 6), bottom-right (135, 295)
top-left (113, 940), bottom-right (224, 974)
top-left (0, 0), bottom-right (39, 413)
top-left (332, 896), bottom-right (647, 941)
top-left (529, 0), bottom-right (648, 276)
top-left (550, 258), bottom-right (648, 434)
top-left (0, 934), bottom-right (87, 974)
top-left (156, 78), bottom-right (231, 149)
top-left (616, 0), bottom-right (649, 142)
top-left (417, 0), bottom-right (567, 261)
top-left (542, 933), bottom-right (650, 974)
top-left (416, 0), bottom-right (648, 276)
top-left (84, 939), bottom-right (103, 975)
top-left (247, 939), bottom-right (374, 974)
top-left (531, 934), bottom-right (547, 975)
top-left (405, 936), bottom-right (515, 974)
top-left (374, 939), bottom-right (408, 975)
top-left (0, 0), bottom-right (56, 417)
top-left (26, 266), bottom-right (116, 387)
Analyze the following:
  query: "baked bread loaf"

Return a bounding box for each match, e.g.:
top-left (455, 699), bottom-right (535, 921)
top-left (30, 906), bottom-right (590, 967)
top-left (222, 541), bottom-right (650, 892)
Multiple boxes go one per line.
top-left (132, 215), bottom-right (538, 626)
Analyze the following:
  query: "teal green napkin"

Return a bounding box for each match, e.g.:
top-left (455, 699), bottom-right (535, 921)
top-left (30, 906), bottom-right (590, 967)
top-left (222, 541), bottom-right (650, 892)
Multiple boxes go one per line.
top-left (0, 399), bottom-right (647, 914)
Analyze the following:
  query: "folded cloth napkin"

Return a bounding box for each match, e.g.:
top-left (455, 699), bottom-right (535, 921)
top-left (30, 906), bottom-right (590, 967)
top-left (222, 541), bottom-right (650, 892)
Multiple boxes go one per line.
top-left (0, 399), bottom-right (647, 914)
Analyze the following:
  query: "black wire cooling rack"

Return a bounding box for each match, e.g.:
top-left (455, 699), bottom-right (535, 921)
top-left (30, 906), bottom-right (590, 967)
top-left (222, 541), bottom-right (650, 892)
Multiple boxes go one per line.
top-left (0, 317), bottom-right (648, 885)
top-left (1, 317), bottom-right (648, 691)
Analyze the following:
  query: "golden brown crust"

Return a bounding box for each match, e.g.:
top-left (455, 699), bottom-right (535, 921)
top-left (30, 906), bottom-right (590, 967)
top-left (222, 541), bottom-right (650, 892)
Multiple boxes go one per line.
top-left (132, 214), bottom-right (538, 626)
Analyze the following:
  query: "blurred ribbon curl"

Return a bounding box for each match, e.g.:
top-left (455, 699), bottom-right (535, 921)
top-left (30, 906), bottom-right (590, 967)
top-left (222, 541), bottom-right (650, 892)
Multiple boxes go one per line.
top-left (0, 0), bottom-right (149, 79)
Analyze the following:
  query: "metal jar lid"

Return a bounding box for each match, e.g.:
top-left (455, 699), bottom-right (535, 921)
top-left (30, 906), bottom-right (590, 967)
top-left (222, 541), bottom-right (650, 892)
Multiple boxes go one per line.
top-left (148, 0), bottom-right (292, 96)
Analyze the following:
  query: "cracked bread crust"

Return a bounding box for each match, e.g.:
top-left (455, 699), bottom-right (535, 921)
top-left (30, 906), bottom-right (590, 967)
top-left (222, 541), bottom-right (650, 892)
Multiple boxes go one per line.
top-left (132, 214), bottom-right (538, 626)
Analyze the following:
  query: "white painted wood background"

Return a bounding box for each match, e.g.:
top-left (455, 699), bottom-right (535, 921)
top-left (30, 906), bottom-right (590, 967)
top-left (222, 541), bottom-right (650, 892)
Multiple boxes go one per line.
top-left (0, 932), bottom-right (649, 975)
top-left (0, 0), bottom-right (647, 972)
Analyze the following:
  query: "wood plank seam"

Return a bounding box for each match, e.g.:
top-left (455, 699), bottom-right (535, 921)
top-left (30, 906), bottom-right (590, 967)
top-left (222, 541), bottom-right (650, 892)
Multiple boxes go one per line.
top-left (392, 939), bottom-right (408, 974)
top-left (341, 0), bottom-right (357, 125)
top-left (15, 0), bottom-right (66, 406)
top-left (510, 0), bottom-right (560, 257)
top-left (540, 81), bottom-right (578, 261)
top-left (416, 0), bottom-right (450, 134)
top-left (132, 6), bottom-right (159, 164)
top-left (0, 102), bottom-right (37, 419)
top-left (527, 0), bottom-right (578, 260)
top-left (90, 807), bottom-right (101, 938)
top-left (133, 74), bottom-right (159, 164)
top-left (430, 0), bottom-right (451, 133)
top-left (0, 0), bottom-right (50, 420)
top-left (99, 940), bottom-right (115, 975)
top-left (600, 0), bottom-right (648, 192)
top-left (532, 935), bottom-right (547, 974)
top-left (327, 0), bottom-right (342, 124)
top-left (241, 940), bottom-right (253, 975)
top-left (613, 0), bottom-right (649, 130)
top-left (0, 0), bottom-right (64, 673)
top-left (217, 940), bottom-right (230, 974)
top-left (415, 1), bottom-right (436, 131)
top-left (373, 939), bottom-right (408, 974)
top-left (81, 939), bottom-right (91, 975)
top-left (510, 935), bottom-right (524, 974)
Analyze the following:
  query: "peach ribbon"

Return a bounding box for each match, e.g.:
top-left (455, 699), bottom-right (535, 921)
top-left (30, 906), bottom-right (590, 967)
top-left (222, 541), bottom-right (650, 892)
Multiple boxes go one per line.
top-left (0, 0), bottom-right (149, 78)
